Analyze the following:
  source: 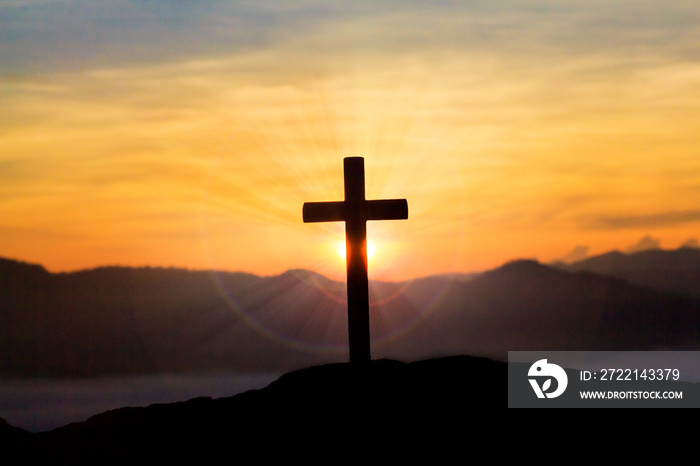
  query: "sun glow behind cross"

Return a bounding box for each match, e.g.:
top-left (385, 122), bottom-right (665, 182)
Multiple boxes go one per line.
top-left (337, 240), bottom-right (376, 260)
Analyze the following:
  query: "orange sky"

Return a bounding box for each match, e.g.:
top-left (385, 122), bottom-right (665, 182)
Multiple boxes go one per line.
top-left (1, 1), bottom-right (699, 282)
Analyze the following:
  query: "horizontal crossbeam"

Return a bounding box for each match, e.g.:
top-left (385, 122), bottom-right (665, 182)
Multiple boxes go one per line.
top-left (303, 201), bottom-right (345, 223)
top-left (302, 199), bottom-right (408, 223)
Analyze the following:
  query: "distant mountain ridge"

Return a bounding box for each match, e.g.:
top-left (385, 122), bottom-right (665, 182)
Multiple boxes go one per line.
top-left (1, 250), bottom-right (699, 377)
top-left (555, 246), bottom-right (700, 299)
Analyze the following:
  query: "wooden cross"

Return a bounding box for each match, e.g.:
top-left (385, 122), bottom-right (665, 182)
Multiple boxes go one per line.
top-left (303, 157), bottom-right (408, 363)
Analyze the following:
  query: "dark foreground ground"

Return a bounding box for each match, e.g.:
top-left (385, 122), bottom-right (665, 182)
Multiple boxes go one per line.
top-left (1, 355), bottom-right (505, 464)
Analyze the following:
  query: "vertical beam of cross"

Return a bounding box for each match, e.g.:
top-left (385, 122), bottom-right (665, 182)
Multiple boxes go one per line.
top-left (303, 157), bottom-right (408, 363)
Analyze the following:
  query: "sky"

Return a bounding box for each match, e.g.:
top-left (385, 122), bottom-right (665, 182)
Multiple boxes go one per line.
top-left (1, 0), bottom-right (699, 282)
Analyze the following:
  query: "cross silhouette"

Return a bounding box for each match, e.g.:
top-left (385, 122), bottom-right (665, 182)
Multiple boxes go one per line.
top-left (303, 157), bottom-right (408, 363)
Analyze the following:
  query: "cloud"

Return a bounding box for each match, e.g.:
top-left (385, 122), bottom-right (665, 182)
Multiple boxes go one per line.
top-left (557, 245), bottom-right (589, 264)
top-left (581, 210), bottom-right (700, 230)
top-left (681, 238), bottom-right (699, 249)
top-left (626, 235), bottom-right (661, 253)
top-left (2, 0), bottom-right (699, 75)
top-left (0, 0), bottom-right (285, 73)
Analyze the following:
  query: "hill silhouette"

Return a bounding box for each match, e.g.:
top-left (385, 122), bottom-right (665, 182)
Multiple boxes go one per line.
top-left (1, 355), bottom-right (504, 463)
top-left (2, 253), bottom-right (700, 378)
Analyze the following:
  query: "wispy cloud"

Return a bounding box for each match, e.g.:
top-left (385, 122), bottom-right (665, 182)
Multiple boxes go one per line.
top-left (682, 238), bottom-right (699, 249)
top-left (557, 245), bottom-right (589, 264)
top-left (626, 235), bottom-right (661, 253)
top-left (581, 211), bottom-right (700, 230)
top-left (2, 1), bottom-right (699, 73)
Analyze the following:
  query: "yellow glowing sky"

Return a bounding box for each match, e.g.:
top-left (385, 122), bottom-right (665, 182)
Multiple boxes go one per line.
top-left (1, 1), bottom-right (699, 282)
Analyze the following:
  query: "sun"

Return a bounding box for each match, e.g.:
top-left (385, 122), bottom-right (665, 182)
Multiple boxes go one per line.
top-left (337, 240), bottom-right (376, 260)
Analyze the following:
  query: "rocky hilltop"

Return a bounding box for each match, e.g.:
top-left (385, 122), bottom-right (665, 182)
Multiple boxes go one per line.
top-left (1, 355), bottom-right (504, 463)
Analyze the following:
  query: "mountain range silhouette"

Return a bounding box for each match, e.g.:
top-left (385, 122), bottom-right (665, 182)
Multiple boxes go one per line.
top-left (554, 247), bottom-right (700, 299)
top-left (2, 247), bottom-right (699, 379)
top-left (2, 247), bottom-right (700, 459)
